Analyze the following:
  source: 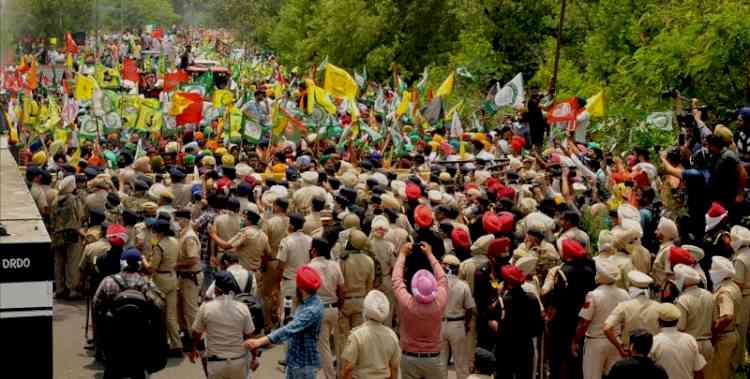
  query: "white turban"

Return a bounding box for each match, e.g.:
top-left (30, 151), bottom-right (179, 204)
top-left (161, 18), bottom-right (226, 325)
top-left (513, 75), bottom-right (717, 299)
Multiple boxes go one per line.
top-left (595, 258), bottom-right (620, 284)
top-left (709, 256), bottom-right (736, 286)
top-left (674, 264), bottom-right (701, 290)
top-left (617, 204), bottom-right (640, 223)
top-left (656, 217), bottom-right (679, 242)
top-left (363, 289), bottom-right (390, 322)
top-left (58, 175), bottom-right (76, 194)
top-left (731, 225), bottom-right (750, 253)
top-left (598, 230), bottom-right (615, 253)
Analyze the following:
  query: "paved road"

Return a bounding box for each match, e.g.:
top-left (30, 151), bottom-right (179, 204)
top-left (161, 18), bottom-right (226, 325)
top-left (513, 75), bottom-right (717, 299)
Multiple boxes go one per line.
top-left (53, 300), bottom-right (459, 378)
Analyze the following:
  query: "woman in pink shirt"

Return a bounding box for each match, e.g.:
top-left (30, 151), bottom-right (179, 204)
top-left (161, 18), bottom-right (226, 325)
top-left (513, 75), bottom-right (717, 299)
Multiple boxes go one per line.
top-left (392, 241), bottom-right (449, 379)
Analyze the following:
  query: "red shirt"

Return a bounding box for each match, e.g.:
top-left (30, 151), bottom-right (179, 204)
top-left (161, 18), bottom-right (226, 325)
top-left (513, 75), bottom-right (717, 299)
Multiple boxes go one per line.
top-left (392, 253), bottom-right (448, 353)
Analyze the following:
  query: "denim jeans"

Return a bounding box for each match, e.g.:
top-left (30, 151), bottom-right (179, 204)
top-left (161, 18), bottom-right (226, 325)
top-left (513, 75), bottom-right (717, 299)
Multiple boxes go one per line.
top-left (285, 366), bottom-right (318, 379)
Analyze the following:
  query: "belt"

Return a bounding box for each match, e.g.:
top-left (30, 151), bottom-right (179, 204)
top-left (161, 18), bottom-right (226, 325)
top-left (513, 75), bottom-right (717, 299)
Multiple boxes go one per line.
top-left (156, 270), bottom-right (173, 274)
top-left (585, 335), bottom-right (608, 339)
top-left (345, 295), bottom-right (364, 300)
top-left (206, 354), bottom-right (247, 362)
top-left (696, 336), bottom-right (712, 341)
top-left (443, 316), bottom-right (465, 322)
top-left (323, 303), bottom-right (338, 308)
top-left (403, 351), bottom-right (440, 358)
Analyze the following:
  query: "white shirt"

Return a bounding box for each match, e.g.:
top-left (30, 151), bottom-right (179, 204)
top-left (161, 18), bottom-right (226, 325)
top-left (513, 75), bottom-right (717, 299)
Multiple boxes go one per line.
top-left (650, 327), bottom-right (707, 379)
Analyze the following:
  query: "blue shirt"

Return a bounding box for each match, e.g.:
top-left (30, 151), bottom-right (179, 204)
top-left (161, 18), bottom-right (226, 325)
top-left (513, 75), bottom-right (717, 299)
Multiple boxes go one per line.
top-left (267, 294), bottom-right (323, 369)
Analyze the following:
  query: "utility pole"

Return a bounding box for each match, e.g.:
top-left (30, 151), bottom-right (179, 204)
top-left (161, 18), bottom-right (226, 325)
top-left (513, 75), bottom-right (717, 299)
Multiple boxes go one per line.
top-left (549, 0), bottom-right (567, 97)
top-left (94, 0), bottom-right (99, 57)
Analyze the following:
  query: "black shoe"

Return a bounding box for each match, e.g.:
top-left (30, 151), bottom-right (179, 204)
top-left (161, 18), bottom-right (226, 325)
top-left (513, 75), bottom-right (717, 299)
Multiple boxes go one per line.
top-left (278, 359), bottom-right (286, 367)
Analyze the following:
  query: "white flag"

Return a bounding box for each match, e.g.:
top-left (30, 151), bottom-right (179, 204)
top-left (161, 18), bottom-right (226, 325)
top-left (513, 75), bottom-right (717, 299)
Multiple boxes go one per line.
top-left (450, 110), bottom-right (463, 138)
top-left (494, 73), bottom-right (524, 108)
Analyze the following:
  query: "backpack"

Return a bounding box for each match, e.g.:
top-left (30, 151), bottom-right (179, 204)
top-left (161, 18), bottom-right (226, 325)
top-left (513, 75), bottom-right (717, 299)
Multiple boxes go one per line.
top-left (233, 272), bottom-right (264, 334)
top-left (102, 274), bottom-right (167, 374)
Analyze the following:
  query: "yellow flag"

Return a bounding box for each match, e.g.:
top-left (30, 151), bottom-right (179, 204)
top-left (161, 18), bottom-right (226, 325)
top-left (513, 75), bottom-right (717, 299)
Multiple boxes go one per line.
top-left (586, 91), bottom-right (605, 117)
top-left (323, 64), bottom-right (358, 100)
top-left (66, 54), bottom-right (74, 70)
top-left (436, 72), bottom-right (454, 98)
top-left (137, 99), bottom-right (163, 133)
top-left (305, 79), bottom-right (337, 114)
top-left (444, 100), bottom-right (464, 121)
top-left (271, 102), bottom-right (288, 136)
top-left (74, 74), bottom-right (96, 101)
top-left (169, 93), bottom-right (192, 116)
top-left (212, 89), bottom-right (234, 108)
top-left (396, 91), bottom-right (411, 117)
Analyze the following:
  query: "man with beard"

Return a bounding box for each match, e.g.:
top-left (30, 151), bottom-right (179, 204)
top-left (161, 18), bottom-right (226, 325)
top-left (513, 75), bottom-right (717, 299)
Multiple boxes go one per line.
top-left (545, 239), bottom-right (596, 379)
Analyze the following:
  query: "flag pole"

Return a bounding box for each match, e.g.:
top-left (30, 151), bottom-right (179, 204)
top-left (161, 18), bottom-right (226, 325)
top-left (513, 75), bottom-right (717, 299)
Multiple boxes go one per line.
top-left (549, 0), bottom-right (567, 97)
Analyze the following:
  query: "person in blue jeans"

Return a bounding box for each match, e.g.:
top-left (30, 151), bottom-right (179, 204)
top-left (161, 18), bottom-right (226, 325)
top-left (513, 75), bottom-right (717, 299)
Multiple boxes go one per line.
top-left (243, 265), bottom-right (324, 379)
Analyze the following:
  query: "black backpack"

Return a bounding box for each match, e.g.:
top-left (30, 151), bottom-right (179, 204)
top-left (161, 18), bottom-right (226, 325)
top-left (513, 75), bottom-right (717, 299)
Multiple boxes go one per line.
top-left (102, 274), bottom-right (168, 374)
top-left (233, 272), bottom-right (264, 334)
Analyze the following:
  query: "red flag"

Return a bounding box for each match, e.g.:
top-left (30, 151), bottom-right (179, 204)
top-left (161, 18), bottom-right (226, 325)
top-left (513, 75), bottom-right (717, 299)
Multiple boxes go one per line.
top-left (3, 71), bottom-right (20, 92)
top-left (163, 70), bottom-right (189, 92)
top-left (547, 97), bottom-right (581, 123)
top-left (152, 27), bottom-right (164, 39)
top-left (175, 92), bottom-right (204, 125)
top-left (122, 58), bottom-right (140, 83)
top-left (65, 32), bottom-right (79, 54)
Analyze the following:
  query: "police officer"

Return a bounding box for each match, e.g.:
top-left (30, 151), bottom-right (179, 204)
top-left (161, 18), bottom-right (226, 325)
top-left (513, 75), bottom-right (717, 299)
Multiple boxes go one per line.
top-left (146, 218), bottom-right (182, 355)
top-left (336, 230), bottom-right (375, 372)
top-left (705, 256), bottom-right (740, 379)
top-left (51, 175), bottom-right (85, 299)
top-left (174, 209), bottom-right (202, 349)
top-left (603, 271), bottom-right (662, 356)
top-left (572, 259), bottom-right (629, 379)
top-left (673, 264), bottom-right (715, 364)
top-left (440, 254), bottom-right (475, 379)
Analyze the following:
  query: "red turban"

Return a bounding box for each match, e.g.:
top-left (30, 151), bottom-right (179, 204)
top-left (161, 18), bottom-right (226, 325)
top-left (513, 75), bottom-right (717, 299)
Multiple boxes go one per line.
top-left (296, 266), bottom-right (321, 292)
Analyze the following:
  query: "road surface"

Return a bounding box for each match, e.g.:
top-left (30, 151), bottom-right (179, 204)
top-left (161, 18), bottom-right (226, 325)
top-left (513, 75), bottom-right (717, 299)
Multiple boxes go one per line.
top-left (53, 299), bottom-right (460, 378)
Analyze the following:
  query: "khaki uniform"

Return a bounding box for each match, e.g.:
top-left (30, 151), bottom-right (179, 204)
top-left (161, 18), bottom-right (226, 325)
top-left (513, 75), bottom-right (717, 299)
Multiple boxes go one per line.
top-left (152, 236), bottom-right (181, 350)
top-left (213, 211), bottom-right (241, 254)
top-left (121, 193), bottom-right (148, 214)
top-left (651, 327), bottom-right (707, 379)
top-left (441, 275), bottom-right (476, 379)
top-left (171, 182), bottom-right (192, 209)
top-left (628, 244), bottom-right (652, 274)
top-left (579, 284), bottom-right (630, 379)
top-left (651, 242), bottom-right (675, 288)
top-left (228, 226), bottom-right (272, 272)
top-left (675, 285), bottom-right (715, 363)
top-left (370, 237), bottom-right (397, 326)
top-left (309, 257), bottom-right (344, 379)
top-left (78, 236), bottom-right (111, 291)
top-left (512, 241), bottom-right (561, 280)
top-left (705, 280), bottom-right (741, 379)
top-left (177, 227), bottom-right (203, 333)
top-left (192, 295), bottom-right (255, 379)
top-left (85, 190), bottom-right (108, 212)
top-left (302, 212), bottom-right (323, 236)
top-left (260, 214), bottom-right (288, 330)
top-left (30, 182), bottom-right (48, 215)
top-left (277, 231), bottom-right (313, 298)
top-left (458, 254), bottom-right (488, 369)
top-left (50, 192), bottom-right (84, 294)
top-left (733, 249), bottom-right (750, 366)
top-left (603, 296), bottom-right (661, 345)
top-left (342, 320), bottom-right (400, 379)
top-left (607, 253), bottom-right (635, 289)
top-left (337, 251), bottom-right (374, 370)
